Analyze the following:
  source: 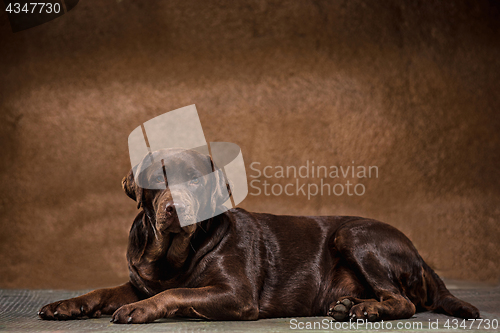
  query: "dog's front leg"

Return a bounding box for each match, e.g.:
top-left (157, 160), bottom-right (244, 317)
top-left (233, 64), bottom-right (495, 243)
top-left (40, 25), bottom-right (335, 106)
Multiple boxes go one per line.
top-left (39, 282), bottom-right (143, 320)
top-left (111, 286), bottom-right (258, 323)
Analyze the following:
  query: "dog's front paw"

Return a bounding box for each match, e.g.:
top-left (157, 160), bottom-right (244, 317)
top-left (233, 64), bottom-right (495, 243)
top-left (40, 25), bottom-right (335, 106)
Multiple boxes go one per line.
top-left (111, 300), bottom-right (162, 324)
top-left (328, 298), bottom-right (354, 322)
top-left (38, 297), bottom-right (100, 320)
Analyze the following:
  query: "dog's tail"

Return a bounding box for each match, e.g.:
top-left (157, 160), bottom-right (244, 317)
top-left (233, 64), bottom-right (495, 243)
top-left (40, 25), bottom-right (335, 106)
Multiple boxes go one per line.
top-left (422, 262), bottom-right (480, 319)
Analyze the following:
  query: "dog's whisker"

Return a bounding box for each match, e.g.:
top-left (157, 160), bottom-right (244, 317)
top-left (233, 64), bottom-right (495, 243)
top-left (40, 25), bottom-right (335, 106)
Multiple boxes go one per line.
top-left (152, 225), bottom-right (160, 240)
top-left (145, 211), bottom-right (160, 240)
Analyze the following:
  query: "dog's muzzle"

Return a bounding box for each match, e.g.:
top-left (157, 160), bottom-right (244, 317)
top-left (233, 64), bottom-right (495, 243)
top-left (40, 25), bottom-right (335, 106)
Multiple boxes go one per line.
top-left (156, 190), bottom-right (198, 231)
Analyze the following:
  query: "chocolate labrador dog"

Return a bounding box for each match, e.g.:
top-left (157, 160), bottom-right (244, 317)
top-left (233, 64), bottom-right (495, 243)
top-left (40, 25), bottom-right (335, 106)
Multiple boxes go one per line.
top-left (39, 149), bottom-right (480, 324)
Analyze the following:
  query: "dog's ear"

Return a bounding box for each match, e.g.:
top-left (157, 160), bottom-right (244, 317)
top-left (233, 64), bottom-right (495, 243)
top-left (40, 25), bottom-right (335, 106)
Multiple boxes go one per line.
top-left (122, 169), bottom-right (144, 209)
top-left (122, 169), bottom-right (136, 201)
top-left (209, 157), bottom-right (232, 206)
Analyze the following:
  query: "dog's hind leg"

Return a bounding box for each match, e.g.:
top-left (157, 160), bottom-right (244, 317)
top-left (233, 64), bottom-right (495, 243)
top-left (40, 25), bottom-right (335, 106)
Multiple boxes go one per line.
top-left (327, 220), bottom-right (423, 322)
top-left (326, 263), bottom-right (379, 321)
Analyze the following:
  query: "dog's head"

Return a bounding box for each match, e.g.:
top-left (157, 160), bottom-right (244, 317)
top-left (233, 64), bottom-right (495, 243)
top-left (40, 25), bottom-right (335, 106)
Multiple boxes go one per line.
top-left (122, 148), bottom-right (231, 234)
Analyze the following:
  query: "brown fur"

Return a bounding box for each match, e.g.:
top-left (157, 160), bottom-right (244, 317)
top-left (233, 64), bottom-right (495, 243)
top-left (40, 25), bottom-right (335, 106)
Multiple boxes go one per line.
top-left (39, 150), bottom-right (480, 324)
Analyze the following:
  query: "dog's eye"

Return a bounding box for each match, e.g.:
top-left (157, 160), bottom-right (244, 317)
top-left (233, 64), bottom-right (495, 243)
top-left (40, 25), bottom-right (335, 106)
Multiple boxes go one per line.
top-left (156, 175), bottom-right (165, 183)
top-left (190, 178), bottom-right (200, 185)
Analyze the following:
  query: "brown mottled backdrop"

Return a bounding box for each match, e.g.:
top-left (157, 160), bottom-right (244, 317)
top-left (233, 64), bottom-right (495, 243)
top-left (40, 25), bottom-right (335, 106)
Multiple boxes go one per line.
top-left (1, 1), bottom-right (499, 289)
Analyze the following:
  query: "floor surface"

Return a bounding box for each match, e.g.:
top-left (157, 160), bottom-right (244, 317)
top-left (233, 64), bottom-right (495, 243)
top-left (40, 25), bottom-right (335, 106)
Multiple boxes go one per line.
top-left (0, 283), bottom-right (498, 332)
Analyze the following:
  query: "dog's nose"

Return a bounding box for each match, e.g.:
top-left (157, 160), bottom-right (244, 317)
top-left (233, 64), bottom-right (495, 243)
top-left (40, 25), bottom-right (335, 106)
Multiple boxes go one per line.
top-left (165, 202), bottom-right (186, 216)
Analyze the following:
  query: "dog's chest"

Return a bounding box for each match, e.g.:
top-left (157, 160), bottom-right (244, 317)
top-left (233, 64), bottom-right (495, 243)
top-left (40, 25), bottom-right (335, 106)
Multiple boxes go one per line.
top-left (129, 260), bottom-right (182, 296)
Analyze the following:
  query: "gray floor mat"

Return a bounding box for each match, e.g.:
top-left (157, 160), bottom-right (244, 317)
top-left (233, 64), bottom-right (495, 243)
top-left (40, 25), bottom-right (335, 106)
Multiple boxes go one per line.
top-left (0, 288), bottom-right (498, 332)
